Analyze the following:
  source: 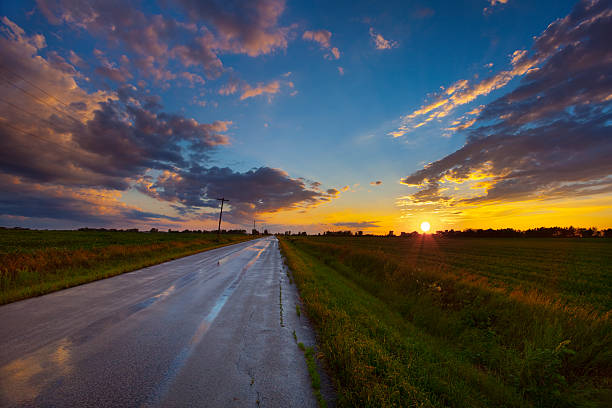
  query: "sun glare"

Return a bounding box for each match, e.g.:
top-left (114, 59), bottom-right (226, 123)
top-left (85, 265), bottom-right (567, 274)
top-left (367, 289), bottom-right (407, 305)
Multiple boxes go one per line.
top-left (420, 221), bottom-right (431, 232)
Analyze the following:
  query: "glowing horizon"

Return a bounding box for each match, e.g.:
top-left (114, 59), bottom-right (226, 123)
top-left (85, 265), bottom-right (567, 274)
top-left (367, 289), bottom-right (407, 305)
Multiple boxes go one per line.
top-left (0, 0), bottom-right (610, 233)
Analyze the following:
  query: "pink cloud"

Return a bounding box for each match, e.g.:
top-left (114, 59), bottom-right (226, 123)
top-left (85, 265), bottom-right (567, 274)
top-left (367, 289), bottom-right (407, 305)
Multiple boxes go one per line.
top-left (369, 28), bottom-right (398, 50)
top-left (302, 29), bottom-right (331, 48)
top-left (240, 80), bottom-right (281, 100)
top-left (302, 28), bottom-right (341, 60)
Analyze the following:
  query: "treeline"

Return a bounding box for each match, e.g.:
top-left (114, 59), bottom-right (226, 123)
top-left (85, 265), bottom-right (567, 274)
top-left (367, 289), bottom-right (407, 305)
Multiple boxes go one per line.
top-left (75, 227), bottom-right (248, 234)
top-left (437, 226), bottom-right (611, 238)
top-left (317, 226), bottom-right (612, 238)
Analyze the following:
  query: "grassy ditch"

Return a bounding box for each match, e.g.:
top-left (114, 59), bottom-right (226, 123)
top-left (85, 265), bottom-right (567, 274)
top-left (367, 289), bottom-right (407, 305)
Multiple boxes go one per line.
top-left (279, 236), bottom-right (612, 407)
top-left (0, 229), bottom-right (255, 304)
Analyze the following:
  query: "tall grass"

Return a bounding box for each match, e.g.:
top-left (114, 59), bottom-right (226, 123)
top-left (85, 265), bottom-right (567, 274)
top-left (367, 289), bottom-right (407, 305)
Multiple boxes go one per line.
top-left (0, 230), bottom-right (254, 304)
top-left (279, 236), bottom-right (612, 407)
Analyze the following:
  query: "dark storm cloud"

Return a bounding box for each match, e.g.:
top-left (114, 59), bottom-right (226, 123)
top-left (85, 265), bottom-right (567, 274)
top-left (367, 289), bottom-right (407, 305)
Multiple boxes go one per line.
top-left (0, 175), bottom-right (180, 225)
top-left (0, 91), bottom-right (230, 190)
top-left (138, 166), bottom-right (336, 222)
top-left (402, 0), bottom-right (612, 204)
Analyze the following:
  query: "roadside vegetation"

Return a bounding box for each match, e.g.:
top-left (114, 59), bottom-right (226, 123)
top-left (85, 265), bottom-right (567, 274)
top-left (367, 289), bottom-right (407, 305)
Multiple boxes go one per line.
top-left (0, 229), bottom-right (255, 304)
top-left (279, 236), bottom-right (612, 407)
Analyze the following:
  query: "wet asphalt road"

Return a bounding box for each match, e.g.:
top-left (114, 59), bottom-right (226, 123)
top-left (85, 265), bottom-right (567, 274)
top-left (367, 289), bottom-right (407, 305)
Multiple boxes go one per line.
top-left (0, 236), bottom-right (330, 407)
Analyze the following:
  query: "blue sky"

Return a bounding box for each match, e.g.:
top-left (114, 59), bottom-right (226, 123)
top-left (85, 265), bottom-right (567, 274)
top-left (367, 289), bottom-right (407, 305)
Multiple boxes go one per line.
top-left (0, 0), bottom-right (610, 232)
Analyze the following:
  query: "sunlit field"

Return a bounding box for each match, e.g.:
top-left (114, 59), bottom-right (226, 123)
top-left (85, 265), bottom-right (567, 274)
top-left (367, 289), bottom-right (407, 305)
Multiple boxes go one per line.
top-left (0, 229), bottom-right (255, 305)
top-left (279, 235), bottom-right (612, 407)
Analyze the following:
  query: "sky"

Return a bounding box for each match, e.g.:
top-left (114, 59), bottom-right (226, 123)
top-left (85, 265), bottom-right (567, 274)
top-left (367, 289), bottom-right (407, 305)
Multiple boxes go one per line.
top-left (0, 0), bottom-right (610, 234)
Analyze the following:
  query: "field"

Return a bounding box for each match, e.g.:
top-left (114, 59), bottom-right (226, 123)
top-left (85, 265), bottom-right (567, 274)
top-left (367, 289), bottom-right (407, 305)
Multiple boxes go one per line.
top-left (279, 236), bottom-right (612, 407)
top-left (0, 229), bottom-right (254, 305)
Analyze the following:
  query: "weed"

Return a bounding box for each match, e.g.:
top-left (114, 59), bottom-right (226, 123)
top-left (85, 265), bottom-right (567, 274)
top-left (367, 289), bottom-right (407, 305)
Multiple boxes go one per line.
top-left (279, 280), bottom-right (284, 327)
top-left (304, 346), bottom-right (327, 408)
top-left (295, 336), bottom-right (327, 408)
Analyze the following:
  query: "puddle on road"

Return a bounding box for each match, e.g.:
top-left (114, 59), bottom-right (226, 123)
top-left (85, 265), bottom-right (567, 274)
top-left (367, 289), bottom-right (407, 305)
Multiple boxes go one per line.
top-left (0, 338), bottom-right (73, 406)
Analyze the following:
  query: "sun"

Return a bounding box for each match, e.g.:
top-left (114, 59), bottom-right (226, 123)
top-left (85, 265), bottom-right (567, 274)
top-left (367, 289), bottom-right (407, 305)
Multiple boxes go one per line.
top-left (420, 221), bottom-right (431, 232)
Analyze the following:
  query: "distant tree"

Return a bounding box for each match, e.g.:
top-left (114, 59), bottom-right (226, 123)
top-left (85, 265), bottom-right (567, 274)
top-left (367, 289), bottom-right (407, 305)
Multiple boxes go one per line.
top-left (325, 230), bottom-right (352, 236)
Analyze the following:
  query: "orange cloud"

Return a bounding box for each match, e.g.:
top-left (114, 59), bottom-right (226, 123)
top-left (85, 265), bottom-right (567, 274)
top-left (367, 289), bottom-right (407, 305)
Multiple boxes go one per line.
top-left (396, 48), bottom-right (538, 134)
top-left (484, 0), bottom-right (509, 14)
top-left (240, 80), bottom-right (281, 100)
top-left (302, 29), bottom-right (341, 60)
top-left (369, 28), bottom-right (398, 50)
top-left (302, 29), bottom-right (331, 48)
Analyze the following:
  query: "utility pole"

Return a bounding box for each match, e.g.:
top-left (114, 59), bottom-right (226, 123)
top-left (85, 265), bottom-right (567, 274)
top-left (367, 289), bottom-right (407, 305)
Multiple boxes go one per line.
top-left (216, 197), bottom-right (229, 236)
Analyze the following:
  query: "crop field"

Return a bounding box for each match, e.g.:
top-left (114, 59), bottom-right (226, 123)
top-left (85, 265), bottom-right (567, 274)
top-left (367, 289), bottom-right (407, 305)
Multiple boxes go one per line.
top-left (0, 229), bottom-right (254, 305)
top-left (279, 236), bottom-right (612, 407)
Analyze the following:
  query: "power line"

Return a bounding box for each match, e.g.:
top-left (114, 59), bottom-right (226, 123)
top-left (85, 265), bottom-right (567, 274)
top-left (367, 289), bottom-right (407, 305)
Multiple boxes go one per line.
top-left (0, 97), bottom-right (75, 131)
top-left (0, 72), bottom-right (85, 125)
top-left (0, 98), bottom-right (90, 157)
top-left (0, 120), bottom-right (82, 156)
top-left (0, 63), bottom-right (78, 112)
